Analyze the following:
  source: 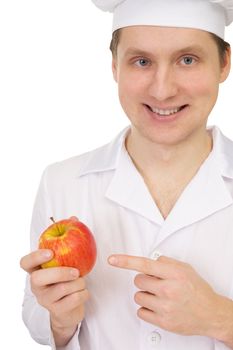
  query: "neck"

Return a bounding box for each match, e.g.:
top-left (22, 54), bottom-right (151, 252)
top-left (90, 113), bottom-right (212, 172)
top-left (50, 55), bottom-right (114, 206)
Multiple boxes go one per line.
top-left (125, 126), bottom-right (213, 181)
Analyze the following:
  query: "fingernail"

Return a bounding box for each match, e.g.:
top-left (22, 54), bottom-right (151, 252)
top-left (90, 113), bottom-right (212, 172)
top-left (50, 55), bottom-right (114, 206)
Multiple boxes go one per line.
top-left (70, 268), bottom-right (79, 278)
top-left (42, 250), bottom-right (52, 258)
top-left (108, 256), bottom-right (118, 266)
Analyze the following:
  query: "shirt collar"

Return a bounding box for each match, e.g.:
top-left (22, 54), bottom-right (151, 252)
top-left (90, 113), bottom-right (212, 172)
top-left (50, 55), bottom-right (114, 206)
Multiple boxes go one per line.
top-left (77, 127), bottom-right (130, 177)
top-left (78, 125), bottom-right (233, 180)
top-left (210, 125), bottom-right (233, 179)
top-left (77, 125), bottom-right (233, 233)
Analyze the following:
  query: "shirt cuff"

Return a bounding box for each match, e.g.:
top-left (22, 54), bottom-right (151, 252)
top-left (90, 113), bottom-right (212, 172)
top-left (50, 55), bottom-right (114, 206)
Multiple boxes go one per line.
top-left (50, 323), bottom-right (82, 350)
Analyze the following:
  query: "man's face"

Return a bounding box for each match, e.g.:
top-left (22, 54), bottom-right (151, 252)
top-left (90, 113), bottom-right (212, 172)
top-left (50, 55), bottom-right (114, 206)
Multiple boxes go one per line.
top-left (112, 26), bottom-right (231, 146)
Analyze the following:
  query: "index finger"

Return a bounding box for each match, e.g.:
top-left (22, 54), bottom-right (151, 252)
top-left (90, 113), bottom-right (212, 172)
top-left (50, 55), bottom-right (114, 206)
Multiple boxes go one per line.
top-left (108, 254), bottom-right (176, 279)
top-left (20, 249), bottom-right (53, 274)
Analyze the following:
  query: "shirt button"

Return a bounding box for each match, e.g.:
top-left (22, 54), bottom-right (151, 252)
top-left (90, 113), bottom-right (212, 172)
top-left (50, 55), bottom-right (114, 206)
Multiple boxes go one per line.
top-left (150, 250), bottom-right (162, 260)
top-left (148, 330), bottom-right (162, 346)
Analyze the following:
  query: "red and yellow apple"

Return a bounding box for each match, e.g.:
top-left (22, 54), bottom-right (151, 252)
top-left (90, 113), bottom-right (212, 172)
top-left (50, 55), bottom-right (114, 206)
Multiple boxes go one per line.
top-left (38, 216), bottom-right (97, 276)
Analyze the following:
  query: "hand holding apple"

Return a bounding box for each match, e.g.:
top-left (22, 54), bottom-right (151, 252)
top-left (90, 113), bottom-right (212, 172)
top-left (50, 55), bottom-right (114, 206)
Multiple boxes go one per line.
top-left (20, 249), bottom-right (89, 347)
top-left (39, 216), bottom-right (97, 276)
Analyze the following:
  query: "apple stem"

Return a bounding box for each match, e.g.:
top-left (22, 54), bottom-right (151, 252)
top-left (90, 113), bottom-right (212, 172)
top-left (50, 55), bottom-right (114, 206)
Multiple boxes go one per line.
top-left (50, 216), bottom-right (63, 236)
top-left (50, 217), bottom-right (56, 224)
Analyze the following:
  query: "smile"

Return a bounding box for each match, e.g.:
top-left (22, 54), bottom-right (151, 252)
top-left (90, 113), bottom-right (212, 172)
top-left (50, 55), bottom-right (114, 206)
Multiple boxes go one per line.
top-left (146, 104), bottom-right (187, 116)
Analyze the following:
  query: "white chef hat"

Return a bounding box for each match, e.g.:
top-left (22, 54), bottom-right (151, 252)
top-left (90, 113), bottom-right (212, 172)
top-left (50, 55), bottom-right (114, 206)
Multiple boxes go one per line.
top-left (92, 0), bottom-right (233, 39)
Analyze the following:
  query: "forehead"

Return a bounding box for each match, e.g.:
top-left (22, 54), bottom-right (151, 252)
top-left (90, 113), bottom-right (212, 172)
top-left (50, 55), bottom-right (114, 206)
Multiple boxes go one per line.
top-left (118, 25), bottom-right (216, 53)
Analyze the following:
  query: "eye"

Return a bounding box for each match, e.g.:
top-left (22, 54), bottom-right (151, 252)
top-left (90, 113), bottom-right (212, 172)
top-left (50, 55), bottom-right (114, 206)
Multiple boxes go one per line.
top-left (181, 56), bottom-right (196, 65)
top-left (135, 58), bottom-right (151, 67)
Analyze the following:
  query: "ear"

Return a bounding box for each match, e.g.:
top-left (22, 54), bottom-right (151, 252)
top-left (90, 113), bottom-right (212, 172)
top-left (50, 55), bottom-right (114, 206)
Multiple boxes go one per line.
top-left (220, 46), bottom-right (231, 83)
top-left (112, 57), bottom-right (118, 83)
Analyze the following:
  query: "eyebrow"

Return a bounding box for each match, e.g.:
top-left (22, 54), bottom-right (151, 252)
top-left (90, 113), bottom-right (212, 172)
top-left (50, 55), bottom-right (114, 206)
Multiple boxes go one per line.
top-left (124, 45), bottom-right (206, 57)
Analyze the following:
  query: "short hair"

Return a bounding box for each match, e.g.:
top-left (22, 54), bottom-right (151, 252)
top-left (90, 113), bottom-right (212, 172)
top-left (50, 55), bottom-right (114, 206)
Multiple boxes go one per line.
top-left (110, 28), bottom-right (230, 66)
top-left (109, 29), bottom-right (121, 58)
top-left (210, 33), bottom-right (231, 66)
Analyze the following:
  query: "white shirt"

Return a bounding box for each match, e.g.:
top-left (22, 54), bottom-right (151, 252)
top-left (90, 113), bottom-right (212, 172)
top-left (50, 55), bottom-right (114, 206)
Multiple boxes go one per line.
top-left (22, 125), bottom-right (233, 350)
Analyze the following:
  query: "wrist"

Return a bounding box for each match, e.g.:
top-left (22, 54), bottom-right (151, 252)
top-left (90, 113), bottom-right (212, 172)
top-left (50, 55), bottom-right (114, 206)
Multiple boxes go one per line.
top-left (208, 294), bottom-right (233, 347)
top-left (50, 317), bottom-right (79, 347)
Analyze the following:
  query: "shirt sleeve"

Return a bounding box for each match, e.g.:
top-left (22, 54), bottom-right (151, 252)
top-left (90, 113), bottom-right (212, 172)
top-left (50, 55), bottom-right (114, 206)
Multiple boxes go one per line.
top-left (51, 324), bottom-right (82, 350)
top-left (21, 166), bottom-right (81, 349)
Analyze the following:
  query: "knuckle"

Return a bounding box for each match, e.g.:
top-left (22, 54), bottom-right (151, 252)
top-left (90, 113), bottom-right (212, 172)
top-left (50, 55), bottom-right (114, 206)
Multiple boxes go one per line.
top-left (162, 284), bottom-right (177, 299)
top-left (72, 289), bottom-right (89, 305)
top-left (178, 271), bottom-right (188, 282)
top-left (20, 253), bottom-right (34, 272)
top-left (57, 282), bottom-right (67, 296)
top-left (54, 267), bottom-right (74, 282)
top-left (56, 267), bottom-right (66, 280)
top-left (144, 258), bottom-right (153, 272)
top-left (19, 256), bottom-right (25, 270)
top-left (178, 262), bottom-right (191, 278)
top-left (174, 267), bottom-right (188, 281)
top-left (137, 307), bottom-right (143, 318)
top-left (134, 276), bottom-right (139, 288)
top-left (159, 283), bottom-right (169, 297)
top-left (134, 291), bottom-right (142, 304)
top-left (134, 274), bottom-right (143, 288)
top-left (161, 301), bottom-right (173, 314)
top-left (30, 271), bottom-right (40, 288)
top-left (77, 277), bottom-right (86, 290)
top-left (166, 289), bottom-right (176, 299)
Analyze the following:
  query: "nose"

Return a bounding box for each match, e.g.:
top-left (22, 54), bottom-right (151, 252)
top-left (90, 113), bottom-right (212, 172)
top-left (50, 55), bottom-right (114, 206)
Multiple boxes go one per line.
top-left (148, 65), bottom-right (178, 101)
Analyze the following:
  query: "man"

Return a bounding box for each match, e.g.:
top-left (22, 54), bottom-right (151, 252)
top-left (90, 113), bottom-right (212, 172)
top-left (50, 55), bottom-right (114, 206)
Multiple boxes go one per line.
top-left (20, 0), bottom-right (233, 349)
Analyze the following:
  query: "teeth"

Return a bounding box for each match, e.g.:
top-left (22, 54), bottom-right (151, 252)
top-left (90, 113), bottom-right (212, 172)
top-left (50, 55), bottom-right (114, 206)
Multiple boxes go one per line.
top-left (151, 107), bottom-right (181, 116)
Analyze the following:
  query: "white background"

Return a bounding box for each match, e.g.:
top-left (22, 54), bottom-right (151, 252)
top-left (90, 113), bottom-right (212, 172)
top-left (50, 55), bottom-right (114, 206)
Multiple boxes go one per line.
top-left (0, 1), bottom-right (232, 348)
